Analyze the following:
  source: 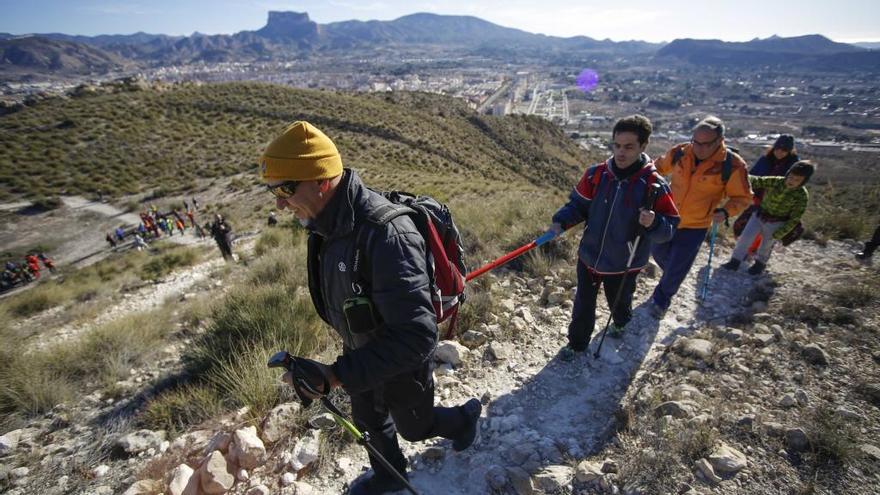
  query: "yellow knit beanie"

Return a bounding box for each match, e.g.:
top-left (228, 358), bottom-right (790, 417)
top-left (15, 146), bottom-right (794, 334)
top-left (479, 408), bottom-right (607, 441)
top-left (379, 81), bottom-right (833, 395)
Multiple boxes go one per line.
top-left (260, 121), bottom-right (343, 182)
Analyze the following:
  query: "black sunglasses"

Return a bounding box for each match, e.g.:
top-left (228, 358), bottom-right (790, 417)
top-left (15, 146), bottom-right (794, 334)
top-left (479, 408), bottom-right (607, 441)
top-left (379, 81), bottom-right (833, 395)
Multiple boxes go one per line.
top-left (267, 181), bottom-right (300, 198)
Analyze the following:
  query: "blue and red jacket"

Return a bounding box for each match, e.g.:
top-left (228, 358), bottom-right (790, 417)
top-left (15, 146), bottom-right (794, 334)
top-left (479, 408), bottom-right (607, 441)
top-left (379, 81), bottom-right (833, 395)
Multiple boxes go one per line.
top-left (552, 155), bottom-right (680, 274)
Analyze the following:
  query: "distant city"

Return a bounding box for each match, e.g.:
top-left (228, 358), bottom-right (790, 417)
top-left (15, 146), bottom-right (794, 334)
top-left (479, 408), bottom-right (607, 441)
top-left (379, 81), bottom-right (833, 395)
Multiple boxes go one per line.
top-left (3, 11), bottom-right (879, 155)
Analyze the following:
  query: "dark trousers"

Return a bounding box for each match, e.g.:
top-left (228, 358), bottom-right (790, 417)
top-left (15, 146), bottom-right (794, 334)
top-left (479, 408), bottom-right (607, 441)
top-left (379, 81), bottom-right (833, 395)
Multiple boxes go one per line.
top-left (215, 239), bottom-right (232, 259)
top-left (650, 227), bottom-right (708, 310)
top-left (864, 224), bottom-right (880, 256)
top-left (349, 361), bottom-right (466, 482)
top-left (568, 260), bottom-right (637, 350)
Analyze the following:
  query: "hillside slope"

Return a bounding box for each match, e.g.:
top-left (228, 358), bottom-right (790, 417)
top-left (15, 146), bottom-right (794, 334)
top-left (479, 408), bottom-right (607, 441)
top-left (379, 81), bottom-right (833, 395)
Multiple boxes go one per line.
top-left (0, 83), bottom-right (591, 202)
top-left (0, 36), bottom-right (128, 74)
top-left (3, 228), bottom-right (876, 495)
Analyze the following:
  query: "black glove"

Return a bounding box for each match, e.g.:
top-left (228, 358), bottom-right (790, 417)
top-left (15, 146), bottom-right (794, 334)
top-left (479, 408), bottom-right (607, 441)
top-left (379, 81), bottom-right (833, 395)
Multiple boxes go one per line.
top-left (284, 356), bottom-right (331, 407)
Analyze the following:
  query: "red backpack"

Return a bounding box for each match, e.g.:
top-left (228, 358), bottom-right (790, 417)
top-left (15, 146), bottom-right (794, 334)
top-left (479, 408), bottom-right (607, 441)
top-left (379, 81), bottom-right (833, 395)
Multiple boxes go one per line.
top-left (355, 191), bottom-right (467, 339)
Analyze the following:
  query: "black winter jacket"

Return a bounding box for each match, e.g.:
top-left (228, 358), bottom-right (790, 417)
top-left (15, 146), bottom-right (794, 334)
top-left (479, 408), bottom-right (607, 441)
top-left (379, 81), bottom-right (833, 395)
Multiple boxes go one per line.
top-left (307, 169), bottom-right (437, 394)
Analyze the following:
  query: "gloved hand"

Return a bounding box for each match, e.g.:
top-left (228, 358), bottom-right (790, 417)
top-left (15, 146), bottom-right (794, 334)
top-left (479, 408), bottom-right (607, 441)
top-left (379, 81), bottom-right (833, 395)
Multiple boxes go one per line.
top-left (713, 208), bottom-right (729, 226)
top-left (282, 357), bottom-right (337, 406)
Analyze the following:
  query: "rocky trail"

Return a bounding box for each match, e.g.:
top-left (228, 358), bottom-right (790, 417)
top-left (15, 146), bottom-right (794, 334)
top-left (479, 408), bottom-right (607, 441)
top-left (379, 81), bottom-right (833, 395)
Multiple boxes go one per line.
top-left (2, 235), bottom-right (878, 495)
top-left (316, 239), bottom-right (763, 495)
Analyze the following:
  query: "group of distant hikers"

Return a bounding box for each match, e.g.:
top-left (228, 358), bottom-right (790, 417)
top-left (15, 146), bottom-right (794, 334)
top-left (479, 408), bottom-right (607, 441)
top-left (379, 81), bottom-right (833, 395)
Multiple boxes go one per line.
top-left (1, 253), bottom-right (55, 292)
top-left (102, 197), bottom-right (237, 261)
top-left (252, 117), bottom-right (856, 494)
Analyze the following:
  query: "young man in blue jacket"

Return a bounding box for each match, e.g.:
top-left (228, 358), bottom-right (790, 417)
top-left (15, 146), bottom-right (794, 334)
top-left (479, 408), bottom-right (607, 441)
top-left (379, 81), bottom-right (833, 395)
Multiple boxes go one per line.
top-left (551, 115), bottom-right (680, 359)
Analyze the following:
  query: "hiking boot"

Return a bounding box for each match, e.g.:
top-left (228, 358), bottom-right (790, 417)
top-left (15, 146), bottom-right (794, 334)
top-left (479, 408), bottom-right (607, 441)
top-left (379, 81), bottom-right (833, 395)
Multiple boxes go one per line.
top-left (452, 398), bottom-right (482, 452)
top-left (747, 261), bottom-right (766, 275)
top-left (559, 344), bottom-right (586, 362)
top-left (856, 251), bottom-right (872, 261)
top-left (648, 301), bottom-right (666, 319)
top-left (720, 258), bottom-right (741, 271)
top-left (348, 472), bottom-right (409, 495)
top-left (608, 322), bottom-right (626, 339)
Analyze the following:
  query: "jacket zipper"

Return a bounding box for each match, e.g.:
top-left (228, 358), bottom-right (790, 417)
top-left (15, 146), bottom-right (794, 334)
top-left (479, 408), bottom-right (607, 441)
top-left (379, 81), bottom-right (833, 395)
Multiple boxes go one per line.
top-left (594, 180), bottom-right (621, 270)
top-left (320, 242), bottom-right (354, 349)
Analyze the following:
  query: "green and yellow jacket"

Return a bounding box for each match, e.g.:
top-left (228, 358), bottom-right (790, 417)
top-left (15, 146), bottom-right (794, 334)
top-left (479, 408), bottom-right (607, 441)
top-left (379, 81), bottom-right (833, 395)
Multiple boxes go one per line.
top-left (748, 176), bottom-right (808, 239)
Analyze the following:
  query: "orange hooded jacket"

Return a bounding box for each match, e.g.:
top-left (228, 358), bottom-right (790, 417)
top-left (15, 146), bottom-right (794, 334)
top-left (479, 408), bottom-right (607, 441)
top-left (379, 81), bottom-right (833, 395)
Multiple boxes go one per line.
top-left (654, 142), bottom-right (752, 229)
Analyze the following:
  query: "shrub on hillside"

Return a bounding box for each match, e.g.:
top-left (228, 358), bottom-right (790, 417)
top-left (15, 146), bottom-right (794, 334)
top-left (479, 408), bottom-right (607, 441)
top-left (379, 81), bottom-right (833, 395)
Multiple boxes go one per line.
top-left (31, 196), bottom-right (62, 211)
top-left (184, 284), bottom-right (329, 376)
top-left (139, 246), bottom-right (200, 281)
top-left (3, 283), bottom-right (69, 317)
top-left (456, 276), bottom-right (498, 336)
top-left (141, 384), bottom-right (224, 435)
top-left (806, 405), bottom-right (858, 465)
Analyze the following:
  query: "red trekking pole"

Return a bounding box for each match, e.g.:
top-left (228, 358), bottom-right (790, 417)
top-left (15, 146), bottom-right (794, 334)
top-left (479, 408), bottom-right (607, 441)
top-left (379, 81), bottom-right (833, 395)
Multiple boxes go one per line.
top-left (466, 229), bottom-right (568, 282)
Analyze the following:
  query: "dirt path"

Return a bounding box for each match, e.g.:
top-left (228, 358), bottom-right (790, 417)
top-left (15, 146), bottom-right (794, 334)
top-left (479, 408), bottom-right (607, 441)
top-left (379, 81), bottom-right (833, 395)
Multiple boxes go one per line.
top-left (0, 196), bottom-right (209, 271)
top-left (26, 256), bottom-right (227, 351)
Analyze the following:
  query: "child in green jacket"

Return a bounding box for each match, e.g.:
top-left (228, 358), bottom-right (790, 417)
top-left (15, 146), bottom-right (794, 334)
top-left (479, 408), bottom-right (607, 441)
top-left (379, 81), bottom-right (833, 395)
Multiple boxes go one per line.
top-left (722, 160), bottom-right (815, 275)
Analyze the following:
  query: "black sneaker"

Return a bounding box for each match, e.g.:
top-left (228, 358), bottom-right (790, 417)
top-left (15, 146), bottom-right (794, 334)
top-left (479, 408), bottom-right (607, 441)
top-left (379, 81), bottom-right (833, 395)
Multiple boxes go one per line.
top-left (348, 472), bottom-right (409, 495)
top-left (607, 323), bottom-right (626, 339)
top-left (648, 301), bottom-right (666, 319)
top-left (720, 259), bottom-right (741, 271)
top-left (452, 398), bottom-right (482, 451)
top-left (559, 344), bottom-right (586, 362)
top-left (856, 251), bottom-right (871, 260)
top-left (747, 261), bottom-right (766, 275)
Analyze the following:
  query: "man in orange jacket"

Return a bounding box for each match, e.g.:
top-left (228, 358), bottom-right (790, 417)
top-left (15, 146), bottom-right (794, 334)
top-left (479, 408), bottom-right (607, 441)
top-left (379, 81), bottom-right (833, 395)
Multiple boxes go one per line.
top-left (648, 116), bottom-right (752, 318)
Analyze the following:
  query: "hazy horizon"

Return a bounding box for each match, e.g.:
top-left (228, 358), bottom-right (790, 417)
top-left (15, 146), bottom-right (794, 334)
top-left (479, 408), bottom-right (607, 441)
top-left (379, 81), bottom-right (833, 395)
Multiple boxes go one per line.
top-left (1, 0), bottom-right (879, 44)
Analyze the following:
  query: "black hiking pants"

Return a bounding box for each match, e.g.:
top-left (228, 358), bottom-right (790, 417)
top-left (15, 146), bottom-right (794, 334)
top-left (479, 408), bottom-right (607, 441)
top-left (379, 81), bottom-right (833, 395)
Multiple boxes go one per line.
top-left (568, 260), bottom-right (637, 350)
top-left (214, 238), bottom-right (232, 260)
top-left (864, 224), bottom-right (880, 257)
top-left (348, 360), bottom-right (466, 482)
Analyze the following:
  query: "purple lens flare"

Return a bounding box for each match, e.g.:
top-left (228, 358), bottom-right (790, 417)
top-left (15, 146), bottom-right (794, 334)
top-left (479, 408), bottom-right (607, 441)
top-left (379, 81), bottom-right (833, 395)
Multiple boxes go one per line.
top-left (576, 69), bottom-right (599, 93)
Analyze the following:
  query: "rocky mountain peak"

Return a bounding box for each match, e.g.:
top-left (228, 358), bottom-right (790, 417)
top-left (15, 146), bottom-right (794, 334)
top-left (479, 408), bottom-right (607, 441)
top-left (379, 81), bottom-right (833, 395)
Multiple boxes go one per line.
top-left (255, 11), bottom-right (319, 40)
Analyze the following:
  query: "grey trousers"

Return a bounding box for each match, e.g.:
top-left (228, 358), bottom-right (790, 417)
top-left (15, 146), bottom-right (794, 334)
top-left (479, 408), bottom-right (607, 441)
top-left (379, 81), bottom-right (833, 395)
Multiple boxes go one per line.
top-left (732, 211), bottom-right (784, 264)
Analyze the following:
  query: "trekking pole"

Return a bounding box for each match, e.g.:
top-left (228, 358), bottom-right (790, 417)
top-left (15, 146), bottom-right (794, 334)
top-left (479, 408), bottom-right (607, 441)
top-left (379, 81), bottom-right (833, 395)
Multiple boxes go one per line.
top-left (268, 351), bottom-right (420, 495)
top-left (466, 229), bottom-right (565, 282)
top-left (698, 222), bottom-right (719, 302)
top-left (594, 183), bottom-right (662, 360)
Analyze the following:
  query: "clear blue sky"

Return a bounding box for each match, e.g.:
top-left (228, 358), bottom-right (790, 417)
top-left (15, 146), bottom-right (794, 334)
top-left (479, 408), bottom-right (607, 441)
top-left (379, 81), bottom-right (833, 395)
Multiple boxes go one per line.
top-left (2, 0), bottom-right (879, 43)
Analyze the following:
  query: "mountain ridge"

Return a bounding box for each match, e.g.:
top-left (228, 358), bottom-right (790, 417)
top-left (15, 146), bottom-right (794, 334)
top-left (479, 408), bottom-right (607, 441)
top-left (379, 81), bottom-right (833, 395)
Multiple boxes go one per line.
top-left (2, 13), bottom-right (875, 76)
top-left (655, 34), bottom-right (880, 68)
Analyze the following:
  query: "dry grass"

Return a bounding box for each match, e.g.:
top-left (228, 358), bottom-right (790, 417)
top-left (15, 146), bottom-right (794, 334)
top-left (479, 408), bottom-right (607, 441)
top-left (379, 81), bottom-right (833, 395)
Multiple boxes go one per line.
top-left (0, 309), bottom-right (172, 425)
top-left (142, 227), bottom-right (325, 432)
top-left (140, 384), bottom-right (225, 435)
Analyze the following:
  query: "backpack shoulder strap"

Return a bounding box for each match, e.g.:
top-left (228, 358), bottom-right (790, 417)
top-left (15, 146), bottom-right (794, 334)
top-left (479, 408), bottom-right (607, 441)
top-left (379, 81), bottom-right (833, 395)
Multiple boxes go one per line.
top-left (589, 162), bottom-right (608, 190)
top-left (722, 151), bottom-right (734, 184)
top-left (364, 202), bottom-right (414, 226)
top-left (591, 163), bottom-right (605, 187)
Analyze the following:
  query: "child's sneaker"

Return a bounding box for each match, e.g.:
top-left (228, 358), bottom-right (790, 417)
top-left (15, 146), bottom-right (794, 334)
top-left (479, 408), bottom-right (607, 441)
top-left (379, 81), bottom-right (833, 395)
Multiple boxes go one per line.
top-left (748, 261), bottom-right (766, 275)
top-left (720, 259), bottom-right (741, 271)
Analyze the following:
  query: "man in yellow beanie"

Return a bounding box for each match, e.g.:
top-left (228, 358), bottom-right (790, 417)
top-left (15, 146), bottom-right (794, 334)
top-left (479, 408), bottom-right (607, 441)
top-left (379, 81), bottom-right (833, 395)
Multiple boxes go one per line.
top-left (261, 121), bottom-right (481, 495)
